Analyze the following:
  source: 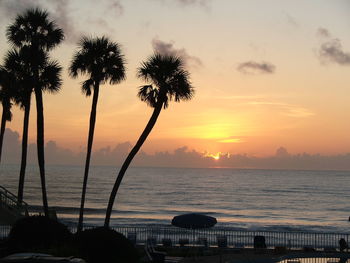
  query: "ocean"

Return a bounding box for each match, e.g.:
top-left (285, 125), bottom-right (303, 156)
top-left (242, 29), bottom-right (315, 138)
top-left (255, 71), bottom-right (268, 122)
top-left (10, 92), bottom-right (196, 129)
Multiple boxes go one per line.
top-left (1, 164), bottom-right (349, 233)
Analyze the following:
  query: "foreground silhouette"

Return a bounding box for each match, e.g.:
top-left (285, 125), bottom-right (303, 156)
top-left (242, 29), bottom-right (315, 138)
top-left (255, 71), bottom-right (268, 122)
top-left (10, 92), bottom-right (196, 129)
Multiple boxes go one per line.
top-left (7, 8), bottom-right (64, 216)
top-left (2, 48), bottom-right (36, 204)
top-left (0, 68), bottom-right (13, 164)
top-left (105, 53), bottom-right (194, 226)
top-left (69, 36), bottom-right (126, 232)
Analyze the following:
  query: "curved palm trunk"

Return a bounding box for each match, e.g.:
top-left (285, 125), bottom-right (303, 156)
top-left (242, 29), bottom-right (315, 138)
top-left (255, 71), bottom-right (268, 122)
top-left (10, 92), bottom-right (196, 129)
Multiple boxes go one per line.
top-left (18, 98), bottom-right (31, 204)
top-left (104, 101), bottom-right (164, 227)
top-left (0, 106), bottom-right (7, 163)
top-left (78, 84), bottom-right (100, 232)
top-left (35, 88), bottom-right (49, 217)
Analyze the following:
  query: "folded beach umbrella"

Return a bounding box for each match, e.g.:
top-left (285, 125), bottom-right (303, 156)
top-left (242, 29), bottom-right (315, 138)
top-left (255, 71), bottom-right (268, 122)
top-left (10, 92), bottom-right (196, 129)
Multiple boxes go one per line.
top-left (171, 213), bottom-right (217, 229)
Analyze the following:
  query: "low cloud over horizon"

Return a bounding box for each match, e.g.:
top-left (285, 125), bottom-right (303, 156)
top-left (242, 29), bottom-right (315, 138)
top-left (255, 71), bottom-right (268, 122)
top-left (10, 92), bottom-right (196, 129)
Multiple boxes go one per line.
top-left (2, 129), bottom-right (350, 171)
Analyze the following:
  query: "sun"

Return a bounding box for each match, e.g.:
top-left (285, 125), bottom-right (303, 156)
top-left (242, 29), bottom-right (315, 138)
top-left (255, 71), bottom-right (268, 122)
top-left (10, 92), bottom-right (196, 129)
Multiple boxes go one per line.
top-left (204, 152), bottom-right (221, 160)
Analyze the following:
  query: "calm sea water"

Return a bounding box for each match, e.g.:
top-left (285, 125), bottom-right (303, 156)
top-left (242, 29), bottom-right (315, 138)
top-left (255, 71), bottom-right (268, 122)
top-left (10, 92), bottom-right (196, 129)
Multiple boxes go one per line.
top-left (1, 164), bottom-right (349, 233)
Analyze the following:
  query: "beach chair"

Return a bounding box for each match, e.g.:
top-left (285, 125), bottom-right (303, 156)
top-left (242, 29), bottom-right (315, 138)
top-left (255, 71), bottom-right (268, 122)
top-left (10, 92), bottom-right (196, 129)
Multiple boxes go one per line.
top-left (197, 237), bottom-right (208, 248)
top-left (178, 238), bottom-right (189, 247)
top-left (144, 241), bottom-right (182, 263)
top-left (162, 238), bottom-right (172, 247)
top-left (144, 242), bottom-right (166, 263)
top-left (217, 235), bottom-right (227, 248)
top-left (147, 236), bottom-right (157, 246)
top-left (127, 232), bottom-right (137, 246)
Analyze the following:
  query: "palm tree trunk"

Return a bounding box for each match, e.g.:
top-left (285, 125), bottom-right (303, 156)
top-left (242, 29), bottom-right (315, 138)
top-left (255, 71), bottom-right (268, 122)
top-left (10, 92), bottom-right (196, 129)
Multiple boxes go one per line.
top-left (78, 84), bottom-right (100, 232)
top-left (35, 88), bottom-right (49, 217)
top-left (18, 99), bottom-right (31, 204)
top-left (104, 101), bottom-right (164, 227)
top-left (0, 107), bottom-right (7, 163)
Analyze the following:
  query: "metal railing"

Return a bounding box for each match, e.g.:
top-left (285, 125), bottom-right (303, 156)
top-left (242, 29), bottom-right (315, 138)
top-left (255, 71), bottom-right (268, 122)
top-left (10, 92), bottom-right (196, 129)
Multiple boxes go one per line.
top-left (109, 226), bottom-right (349, 250)
top-left (0, 185), bottom-right (29, 218)
top-left (2, 224), bottom-right (347, 251)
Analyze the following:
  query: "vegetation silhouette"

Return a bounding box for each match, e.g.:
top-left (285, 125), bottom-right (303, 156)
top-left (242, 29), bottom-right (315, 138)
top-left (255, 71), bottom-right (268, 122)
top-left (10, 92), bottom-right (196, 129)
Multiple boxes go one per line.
top-left (0, 67), bottom-right (14, 163)
top-left (69, 36), bottom-right (126, 232)
top-left (3, 47), bottom-right (36, 204)
top-left (104, 53), bottom-right (194, 226)
top-left (6, 8), bottom-right (64, 216)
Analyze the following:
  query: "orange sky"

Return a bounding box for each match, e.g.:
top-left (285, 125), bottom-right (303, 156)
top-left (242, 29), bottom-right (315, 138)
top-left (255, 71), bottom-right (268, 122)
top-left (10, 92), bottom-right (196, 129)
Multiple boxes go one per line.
top-left (0, 0), bottom-right (349, 158)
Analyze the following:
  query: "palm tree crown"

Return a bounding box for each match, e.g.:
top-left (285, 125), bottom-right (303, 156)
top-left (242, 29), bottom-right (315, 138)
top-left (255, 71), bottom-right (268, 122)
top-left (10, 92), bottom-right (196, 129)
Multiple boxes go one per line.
top-left (4, 48), bottom-right (61, 100)
top-left (69, 36), bottom-right (126, 96)
top-left (137, 53), bottom-right (194, 109)
top-left (6, 8), bottom-right (64, 51)
top-left (0, 68), bottom-right (14, 121)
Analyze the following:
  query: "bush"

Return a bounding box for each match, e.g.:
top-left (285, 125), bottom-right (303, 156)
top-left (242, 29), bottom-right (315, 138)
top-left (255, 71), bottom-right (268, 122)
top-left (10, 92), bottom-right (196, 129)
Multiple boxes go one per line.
top-left (7, 216), bottom-right (72, 251)
top-left (75, 227), bottom-right (139, 263)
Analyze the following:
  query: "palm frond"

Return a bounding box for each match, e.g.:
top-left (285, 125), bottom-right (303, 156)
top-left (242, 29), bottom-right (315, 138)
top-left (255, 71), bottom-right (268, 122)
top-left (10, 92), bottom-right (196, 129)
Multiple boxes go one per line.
top-left (39, 60), bottom-right (62, 94)
top-left (137, 53), bottom-right (194, 109)
top-left (81, 79), bottom-right (94, 97)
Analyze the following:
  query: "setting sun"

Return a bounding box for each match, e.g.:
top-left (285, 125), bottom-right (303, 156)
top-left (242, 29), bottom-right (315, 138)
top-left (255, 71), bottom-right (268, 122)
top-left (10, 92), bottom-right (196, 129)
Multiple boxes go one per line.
top-left (204, 152), bottom-right (221, 161)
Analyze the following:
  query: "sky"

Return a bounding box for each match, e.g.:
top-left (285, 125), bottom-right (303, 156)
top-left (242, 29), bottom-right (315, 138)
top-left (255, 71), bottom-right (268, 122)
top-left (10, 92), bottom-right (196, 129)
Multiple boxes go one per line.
top-left (0, 0), bottom-right (349, 168)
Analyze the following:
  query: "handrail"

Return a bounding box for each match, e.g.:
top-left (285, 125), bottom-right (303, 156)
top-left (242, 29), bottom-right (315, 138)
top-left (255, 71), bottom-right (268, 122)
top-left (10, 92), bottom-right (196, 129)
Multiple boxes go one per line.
top-left (0, 186), bottom-right (29, 207)
top-left (0, 185), bottom-right (29, 217)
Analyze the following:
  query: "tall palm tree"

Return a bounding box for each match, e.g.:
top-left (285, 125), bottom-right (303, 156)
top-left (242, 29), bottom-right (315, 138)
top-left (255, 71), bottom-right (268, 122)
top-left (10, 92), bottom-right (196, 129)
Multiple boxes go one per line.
top-left (7, 8), bottom-right (64, 216)
top-left (0, 67), bottom-right (14, 163)
top-left (3, 48), bottom-right (34, 203)
top-left (104, 53), bottom-right (194, 227)
top-left (4, 47), bottom-right (60, 205)
top-left (69, 36), bottom-right (126, 231)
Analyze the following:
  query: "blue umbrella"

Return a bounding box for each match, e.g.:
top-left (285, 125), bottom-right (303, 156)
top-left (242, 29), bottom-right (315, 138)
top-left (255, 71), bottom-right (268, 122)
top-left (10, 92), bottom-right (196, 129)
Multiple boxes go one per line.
top-left (171, 213), bottom-right (217, 229)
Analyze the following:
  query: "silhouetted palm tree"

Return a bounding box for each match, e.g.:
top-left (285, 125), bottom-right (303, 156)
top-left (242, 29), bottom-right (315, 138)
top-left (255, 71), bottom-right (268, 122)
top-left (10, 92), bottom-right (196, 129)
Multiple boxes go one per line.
top-left (69, 36), bottom-right (126, 231)
top-left (4, 48), bottom-right (60, 204)
top-left (7, 8), bottom-right (64, 216)
top-left (104, 53), bottom-right (194, 227)
top-left (0, 67), bottom-right (14, 163)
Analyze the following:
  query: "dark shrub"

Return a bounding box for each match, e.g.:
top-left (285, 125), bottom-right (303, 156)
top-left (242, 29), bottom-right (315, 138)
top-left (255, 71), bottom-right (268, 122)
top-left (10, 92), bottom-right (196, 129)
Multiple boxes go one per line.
top-left (75, 227), bottom-right (139, 263)
top-left (7, 216), bottom-right (72, 251)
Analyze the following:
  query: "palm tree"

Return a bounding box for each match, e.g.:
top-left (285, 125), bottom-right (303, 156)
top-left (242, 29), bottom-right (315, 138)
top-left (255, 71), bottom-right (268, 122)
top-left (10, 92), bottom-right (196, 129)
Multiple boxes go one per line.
top-left (104, 53), bottom-right (194, 227)
top-left (69, 36), bottom-right (126, 231)
top-left (7, 8), bottom-right (64, 216)
top-left (4, 47), bottom-right (60, 205)
top-left (0, 67), bottom-right (14, 163)
top-left (3, 48), bottom-right (34, 203)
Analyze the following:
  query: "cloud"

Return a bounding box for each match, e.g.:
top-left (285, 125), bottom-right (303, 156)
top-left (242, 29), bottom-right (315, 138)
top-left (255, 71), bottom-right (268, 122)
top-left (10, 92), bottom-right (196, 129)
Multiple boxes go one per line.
top-left (0, 0), bottom-right (125, 44)
top-left (107, 0), bottom-right (124, 15)
top-left (0, 0), bottom-right (81, 43)
top-left (316, 28), bottom-right (350, 66)
top-left (217, 138), bottom-right (243, 143)
top-left (2, 128), bottom-right (350, 170)
top-left (248, 101), bottom-right (315, 118)
top-left (237, 61), bottom-right (276, 74)
top-left (283, 12), bottom-right (298, 28)
top-left (0, 0), bottom-right (38, 17)
top-left (154, 0), bottom-right (210, 8)
top-left (318, 39), bottom-right (350, 66)
top-left (317, 27), bottom-right (331, 38)
top-left (152, 38), bottom-right (203, 68)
